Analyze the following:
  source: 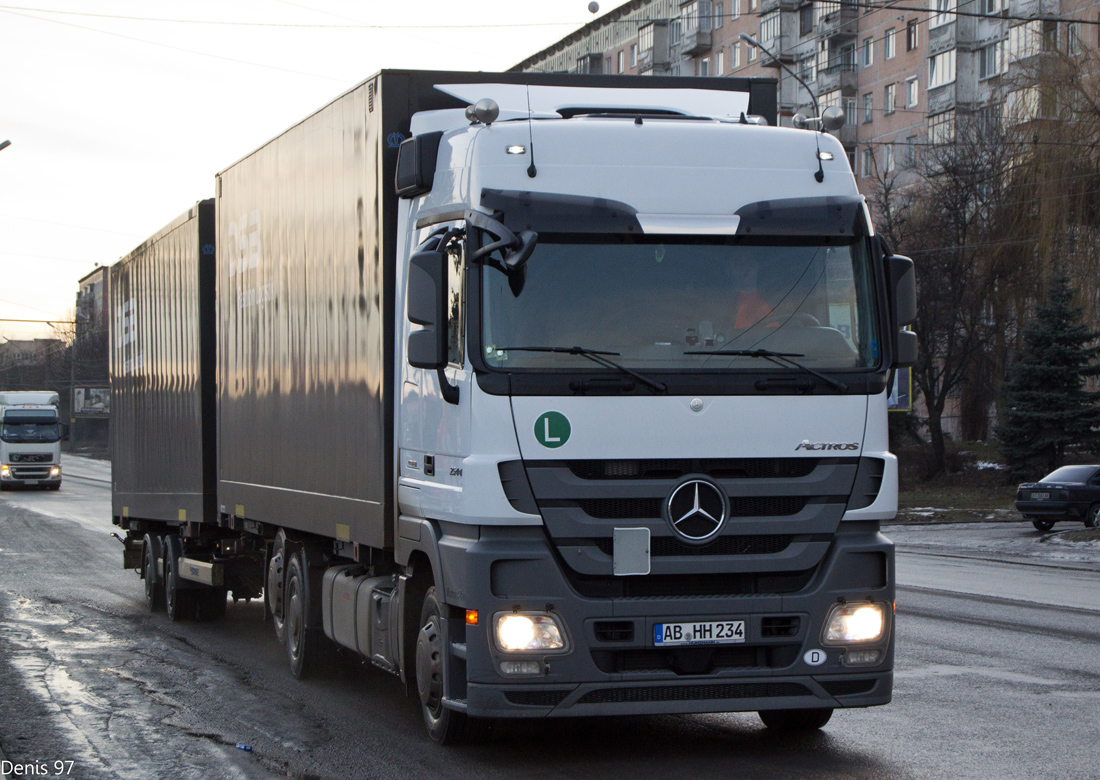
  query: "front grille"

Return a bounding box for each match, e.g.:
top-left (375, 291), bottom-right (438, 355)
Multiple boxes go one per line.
top-left (11, 466), bottom-right (52, 478)
top-left (593, 620), bottom-right (635, 642)
top-left (578, 496), bottom-right (811, 520)
top-left (820, 679), bottom-right (878, 697)
top-left (568, 567), bottom-right (817, 599)
top-left (578, 682), bottom-right (810, 704)
top-left (592, 535), bottom-right (794, 557)
top-left (504, 690), bottom-right (572, 707)
top-left (568, 459), bottom-right (822, 481)
top-left (10, 453), bottom-right (51, 463)
top-left (761, 616), bottom-right (801, 637)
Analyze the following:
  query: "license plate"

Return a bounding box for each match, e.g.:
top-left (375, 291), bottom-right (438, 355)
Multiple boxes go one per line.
top-left (1031, 492), bottom-right (1050, 500)
top-left (654, 620), bottom-right (746, 646)
top-left (24, 480), bottom-right (39, 486)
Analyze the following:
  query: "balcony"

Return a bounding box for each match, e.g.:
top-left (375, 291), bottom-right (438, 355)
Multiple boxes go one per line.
top-left (817, 4), bottom-right (859, 38)
top-left (639, 47), bottom-right (670, 73)
top-left (816, 63), bottom-right (858, 93)
top-left (681, 27), bottom-right (712, 56)
top-left (836, 124), bottom-right (858, 147)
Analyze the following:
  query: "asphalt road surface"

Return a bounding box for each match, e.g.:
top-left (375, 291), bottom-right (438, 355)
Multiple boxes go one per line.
top-left (1, 458), bottom-right (1098, 779)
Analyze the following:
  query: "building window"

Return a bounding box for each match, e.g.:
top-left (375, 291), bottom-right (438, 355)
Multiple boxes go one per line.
top-left (906, 76), bottom-right (919, 107)
top-left (1068, 22), bottom-right (1081, 54)
top-left (862, 36), bottom-right (874, 67)
top-left (862, 92), bottom-right (873, 123)
top-left (604, 56), bottom-right (612, 74)
top-left (980, 41), bottom-right (1005, 77)
top-left (847, 150), bottom-right (856, 169)
top-left (928, 110), bottom-right (956, 144)
top-left (801, 56), bottom-right (816, 82)
top-left (844, 96), bottom-right (857, 125)
top-left (618, 50), bottom-right (625, 73)
top-left (861, 147), bottom-right (874, 177)
top-left (761, 10), bottom-right (781, 41)
top-left (717, 49), bottom-right (724, 74)
top-left (671, 19), bottom-right (682, 44)
top-left (929, 49), bottom-right (957, 88)
top-left (816, 39), bottom-right (829, 73)
top-left (639, 24), bottom-right (654, 53)
top-left (715, 2), bottom-right (724, 27)
top-left (800, 4), bottom-right (814, 36)
top-left (930, 0), bottom-right (955, 29)
top-left (630, 43), bottom-right (637, 67)
top-left (883, 143), bottom-right (896, 174)
top-left (732, 41), bottom-right (741, 67)
top-left (907, 19), bottom-right (919, 50)
top-left (1042, 19), bottom-right (1058, 50)
top-left (748, 33), bottom-right (758, 60)
top-left (749, 0), bottom-right (757, 12)
top-left (982, 0), bottom-right (1001, 13)
top-left (699, 57), bottom-right (711, 76)
top-left (905, 135), bottom-right (919, 166)
top-left (731, 0), bottom-right (740, 20)
top-left (840, 43), bottom-right (856, 66)
top-left (885, 28), bottom-right (896, 59)
top-left (884, 83), bottom-right (896, 114)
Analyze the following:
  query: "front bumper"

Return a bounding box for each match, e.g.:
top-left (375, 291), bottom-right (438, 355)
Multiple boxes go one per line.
top-left (437, 525), bottom-right (895, 719)
top-left (1, 464), bottom-right (62, 485)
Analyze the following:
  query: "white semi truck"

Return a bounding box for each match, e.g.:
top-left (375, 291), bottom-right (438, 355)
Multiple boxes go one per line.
top-left (0, 391), bottom-right (62, 490)
top-left (112, 71), bottom-right (916, 744)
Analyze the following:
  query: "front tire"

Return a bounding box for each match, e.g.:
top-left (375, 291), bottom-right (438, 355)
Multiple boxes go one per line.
top-left (1031, 517), bottom-right (1056, 532)
top-left (1085, 504), bottom-right (1100, 529)
top-left (758, 708), bottom-right (833, 733)
top-left (416, 586), bottom-right (491, 744)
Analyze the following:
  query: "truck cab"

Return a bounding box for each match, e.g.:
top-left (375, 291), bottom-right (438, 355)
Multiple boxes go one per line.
top-left (0, 391), bottom-right (63, 490)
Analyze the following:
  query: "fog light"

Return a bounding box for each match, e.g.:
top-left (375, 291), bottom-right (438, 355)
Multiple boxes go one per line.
top-left (499, 660), bottom-right (541, 675)
top-left (843, 649), bottom-right (882, 666)
top-left (494, 613), bottom-right (566, 652)
top-left (823, 602), bottom-right (886, 644)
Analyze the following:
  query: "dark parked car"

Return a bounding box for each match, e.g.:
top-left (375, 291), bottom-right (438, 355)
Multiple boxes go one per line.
top-left (1015, 465), bottom-right (1100, 531)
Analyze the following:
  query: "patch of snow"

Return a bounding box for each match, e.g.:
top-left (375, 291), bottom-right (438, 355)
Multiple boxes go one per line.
top-left (973, 461), bottom-right (1006, 470)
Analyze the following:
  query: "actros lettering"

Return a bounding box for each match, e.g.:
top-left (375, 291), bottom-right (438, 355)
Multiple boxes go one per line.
top-left (795, 440), bottom-right (859, 451)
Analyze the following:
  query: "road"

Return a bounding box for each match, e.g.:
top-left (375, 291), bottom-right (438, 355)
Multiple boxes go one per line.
top-left (1, 459), bottom-right (1098, 779)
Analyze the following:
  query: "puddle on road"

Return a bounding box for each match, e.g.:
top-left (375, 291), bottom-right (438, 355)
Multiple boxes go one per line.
top-left (0, 592), bottom-right (334, 779)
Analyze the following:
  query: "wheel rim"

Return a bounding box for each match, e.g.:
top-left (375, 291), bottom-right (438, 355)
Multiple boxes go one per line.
top-left (1091, 507), bottom-right (1100, 527)
top-left (416, 617), bottom-right (445, 718)
top-left (287, 576), bottom-right (304, 663)
top-left (143, 547), bottom-right (154, 602)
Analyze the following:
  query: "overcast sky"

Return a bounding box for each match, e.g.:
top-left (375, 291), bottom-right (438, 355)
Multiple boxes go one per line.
top-left (0, 0), bottom-right (601, 341)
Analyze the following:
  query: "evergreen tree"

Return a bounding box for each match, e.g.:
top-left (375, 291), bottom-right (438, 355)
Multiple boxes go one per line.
top-left (997, 275), bottom-right (1100, 478)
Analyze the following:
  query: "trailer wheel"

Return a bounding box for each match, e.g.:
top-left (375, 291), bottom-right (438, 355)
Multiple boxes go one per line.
top-left (266, 531), bottom-right (288, 645)
top-left (163, 535), bottom-right (195, 622)
top-left (416, 586), bottom-right (491, 744)
top-left (284, 549), bottom-right (331, 678)
top-left (141, 534), bottom-right (164, 612)
top-left (758, 708), bottom-right (833, 733)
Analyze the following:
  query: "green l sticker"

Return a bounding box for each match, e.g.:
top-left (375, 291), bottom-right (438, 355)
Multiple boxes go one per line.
top-left (535, 411), bottom-right (571, 448)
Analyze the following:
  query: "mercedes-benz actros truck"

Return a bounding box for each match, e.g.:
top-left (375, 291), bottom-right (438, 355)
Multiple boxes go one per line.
top-left (111, 70), bottom-right (916, 744)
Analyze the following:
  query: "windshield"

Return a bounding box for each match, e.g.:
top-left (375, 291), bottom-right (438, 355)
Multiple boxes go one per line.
top-left (2, 410), bottom-right (60, 443)
top-left (481, 234), bottom-right (879, 371)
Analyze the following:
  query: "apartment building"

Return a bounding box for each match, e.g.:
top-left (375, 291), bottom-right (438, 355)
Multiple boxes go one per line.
top-left (513, 0), bottom-right (1100, 193)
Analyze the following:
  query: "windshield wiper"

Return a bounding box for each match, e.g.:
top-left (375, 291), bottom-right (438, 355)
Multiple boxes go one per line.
top-left (684, 347), bottom-right (848, 392)
top-left (497, 346), bottom-right (668, 393)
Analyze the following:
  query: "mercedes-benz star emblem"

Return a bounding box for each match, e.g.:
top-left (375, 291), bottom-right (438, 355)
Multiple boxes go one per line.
top-left (665, 478), bottom-right (728, 543)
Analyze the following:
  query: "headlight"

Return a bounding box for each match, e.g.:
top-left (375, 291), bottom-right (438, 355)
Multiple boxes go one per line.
top-left (50, 467), bottom-right (61, 477)
top-left (822, 602), bottom-right (886, 645)
top-left (494, 613), bottom-right (566, 652)
top-left (0, 465), bottom-right (10, 479)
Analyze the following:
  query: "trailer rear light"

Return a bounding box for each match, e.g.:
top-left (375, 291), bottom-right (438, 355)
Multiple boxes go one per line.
top-left (822, 602), bottom-right (886, 645)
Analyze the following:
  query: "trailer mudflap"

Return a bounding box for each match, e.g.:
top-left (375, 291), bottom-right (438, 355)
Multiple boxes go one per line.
top-left (122, 539), bottom-right (143, 570)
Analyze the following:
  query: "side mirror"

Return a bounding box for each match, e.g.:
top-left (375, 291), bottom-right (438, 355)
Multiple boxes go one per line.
top-left (886, 253), bottom-right (917, 368)
top-left (406, 249), bottom-right (447, 369)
